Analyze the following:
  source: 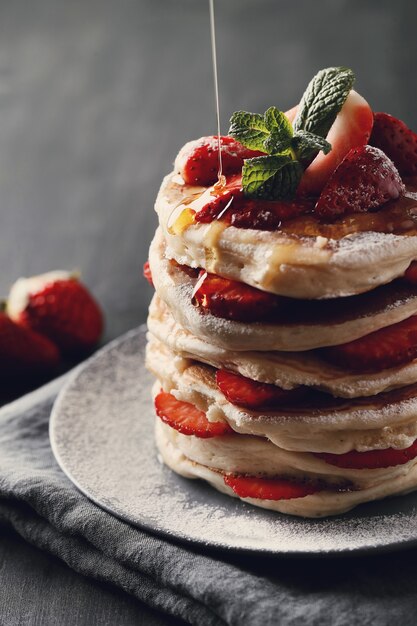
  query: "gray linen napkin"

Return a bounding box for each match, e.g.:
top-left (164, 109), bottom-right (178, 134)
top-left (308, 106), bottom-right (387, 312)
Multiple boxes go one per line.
top-left (2, 359), bottom-right (417, 626)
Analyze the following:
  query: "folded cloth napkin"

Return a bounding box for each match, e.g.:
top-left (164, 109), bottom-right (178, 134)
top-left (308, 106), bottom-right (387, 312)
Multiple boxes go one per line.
top-left (2, 354), bottom-right (417, 626)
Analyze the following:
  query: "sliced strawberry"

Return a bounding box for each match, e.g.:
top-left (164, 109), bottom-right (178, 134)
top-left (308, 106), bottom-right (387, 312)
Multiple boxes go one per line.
top-left (143, 261), bottom-right (153, 287)
top-left (216, 369), bottom-right (306, 410)
top-left (224, 474), bottom-right (322, 500)
top-left (193, 174), bottom-right (243, 223)
top-left (7, 271), bottom-right (104, 355)
top-left (0, 312), bottom-right (60, 375)
top-left (192, 271), bottom-right (283, 323)
top-left (176, 136), bottom-right (264, 186)
top-left (155, 391), bottom-right (233, 438)
top-left (403, 261), bottom-right (417, 285)
top-left (298, 90), bottom-right (374, 196)
top-left (370, 112), bottom-right (417, 177)
top-left (195, 180), bottom-right (313, 229)
top-left (321, 314), bottom-right (417, 372)
top-left (315, 439), bottom-right (417, 469)
top-left (315, 145), bottom-right (404, 218)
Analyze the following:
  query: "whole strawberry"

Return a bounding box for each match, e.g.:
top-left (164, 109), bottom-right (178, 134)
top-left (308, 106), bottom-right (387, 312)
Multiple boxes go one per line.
top-left (370, 112), bottom-right (417, 177)
top-left (0, 311), bottom-right (59, 375)
top-left (7, 271), bottom-right (104, 355)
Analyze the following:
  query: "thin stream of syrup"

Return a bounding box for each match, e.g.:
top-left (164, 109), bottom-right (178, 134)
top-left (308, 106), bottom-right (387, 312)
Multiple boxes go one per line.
top-left (167, 0), bottom-right (226, 238)
top-left (190, 0), bottom-right (226, 298)
top-left (209, 0), bottom-right (225, 190)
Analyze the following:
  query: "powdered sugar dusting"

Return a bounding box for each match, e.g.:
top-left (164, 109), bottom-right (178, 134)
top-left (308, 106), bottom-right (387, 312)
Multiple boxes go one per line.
top-left (50, 328), bottom-right (417, 556)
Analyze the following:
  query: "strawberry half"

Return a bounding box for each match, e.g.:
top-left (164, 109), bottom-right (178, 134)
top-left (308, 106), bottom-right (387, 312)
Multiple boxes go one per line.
top-left (155, 391), bottom-right (233, 438)
top-left (224, 474), bottom-right (322, 500)
top-left (143, 261), bottom-right (154, 287)
top-left (315, 145), bottom-right (405, 218)
top-left (192, 271), bottom-right (283, 323)
top-left (7, 271), bottom-right (104, 355)
top-left (0, 312), bottom-right (59, 375)
top-left (298, 90), bottom-right (374, 196)
top-left (370, 112), bottom-right (417, 177)
top-left (321, 314), bottom-right (417, 372)
top-left (176, 136), bottom-right (264, 186)
top-left (315, 439), bottom-right (417, 469)
top-left (216, 369), bottom-right (306, 410)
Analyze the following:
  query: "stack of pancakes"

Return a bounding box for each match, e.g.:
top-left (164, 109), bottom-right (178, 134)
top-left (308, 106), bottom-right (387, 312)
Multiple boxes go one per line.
top-left (146, 162), bottom-right (417, 517)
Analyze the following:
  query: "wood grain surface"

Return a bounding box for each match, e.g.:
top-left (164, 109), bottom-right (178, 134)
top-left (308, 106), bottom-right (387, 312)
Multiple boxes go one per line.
top-left (0, 0), bottom-right (416, 623)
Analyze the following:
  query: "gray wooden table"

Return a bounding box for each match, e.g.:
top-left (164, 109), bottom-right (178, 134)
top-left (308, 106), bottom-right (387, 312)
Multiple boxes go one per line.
top-left (0, 0), bottom-right (416, 622)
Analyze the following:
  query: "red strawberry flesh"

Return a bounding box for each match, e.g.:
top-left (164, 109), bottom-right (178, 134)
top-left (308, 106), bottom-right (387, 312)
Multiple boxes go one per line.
top-left (224, 474), bottom-right (322, 500)
top-left (370, 112), bottom-right (417, 177)
top-left (403, 262), bottom-right (417, 285)
top-left (143, 261), bottom-right (154, 287)
top-left (216, 369), bottom-right (306, 410)
top-left (155, 391), bottom-right (233, 438)
top-left (315, 439), bottom-right (417, 469)
top-left (321, 314), bottom-right (417, 372)
top-left (192, 271), bottom-right (284, 323)
top-left (315, 145), bottom-right (405, 219)
top-left (178, 136), bottom-right (264, 186)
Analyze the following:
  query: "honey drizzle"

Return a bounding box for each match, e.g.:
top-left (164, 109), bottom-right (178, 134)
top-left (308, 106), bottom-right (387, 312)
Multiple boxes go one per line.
top-left (209, 0), bottom-right (225, 189)
top-left (168, 0), bottom-right (227, 239)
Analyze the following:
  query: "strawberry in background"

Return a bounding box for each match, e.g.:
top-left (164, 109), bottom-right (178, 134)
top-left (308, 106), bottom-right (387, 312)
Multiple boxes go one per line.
top-left (7, 270), bottom-right (104, 356)
top-left (0, 312), bottom-right (59, 376)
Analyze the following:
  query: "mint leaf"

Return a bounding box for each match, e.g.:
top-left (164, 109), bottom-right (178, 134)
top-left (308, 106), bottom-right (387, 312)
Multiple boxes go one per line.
top-left (229, 111), bottom-right (269, 151)
top-left (264, 106), bottom-right (293, 135)
top-left (291, 130), bottom-right (331, 163)
top-left (242, 155), bottom-right (302, 200)
top-left (293, 67), bottom-right (354, 138)
top-left (263, 129), bottom-right (293, 155)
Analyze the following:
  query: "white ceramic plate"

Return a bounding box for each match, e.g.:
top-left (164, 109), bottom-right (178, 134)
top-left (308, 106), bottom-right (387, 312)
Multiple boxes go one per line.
top-left (50, 326), bottom-right (417, 556)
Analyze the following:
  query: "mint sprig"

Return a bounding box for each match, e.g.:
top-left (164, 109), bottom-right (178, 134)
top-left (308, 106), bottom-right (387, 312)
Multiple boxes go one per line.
top-left (228, 66), bottom-right (355, 200)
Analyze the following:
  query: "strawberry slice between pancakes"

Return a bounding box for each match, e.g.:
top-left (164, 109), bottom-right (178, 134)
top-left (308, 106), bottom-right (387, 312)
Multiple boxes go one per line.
top-left (370, 112), bottom-right (417, 178)
top-left (403, 261), bottom-right (417, 285)
top-left (177, 136), bottom-right (264, 186)
top-left (315, 439), bottom-right (417, 469)
top-left (155, 392), bottom-right (233, 438)
top-left (143, 261), bottom-right (153, 287)
top-left (216, 369), bottom-right (306, 410)
top-left (192, 271), bottom-right (283, 323)
top-left (224, 474), bottom-right (322, 500)
top-left (321, 314), bottom-right (417, 372)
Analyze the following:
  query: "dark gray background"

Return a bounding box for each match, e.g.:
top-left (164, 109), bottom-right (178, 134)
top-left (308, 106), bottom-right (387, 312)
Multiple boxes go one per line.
top-left (1, 0), bottom-right (416, 623)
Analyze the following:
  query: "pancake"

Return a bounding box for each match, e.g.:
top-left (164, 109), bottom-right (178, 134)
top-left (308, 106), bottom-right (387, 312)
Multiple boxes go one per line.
top-left (156, 413), bottom-right (417, 487)
top-left (155, 172), bottom-right (417, 299)
top-left (146, 339), bottom-right (417, 454)
top-left (147, 295), bottom-right (417, 399)
top-left (155, 417), bottom-right (417, 518)
top-left (150, 227), bottom-right (417, 351)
